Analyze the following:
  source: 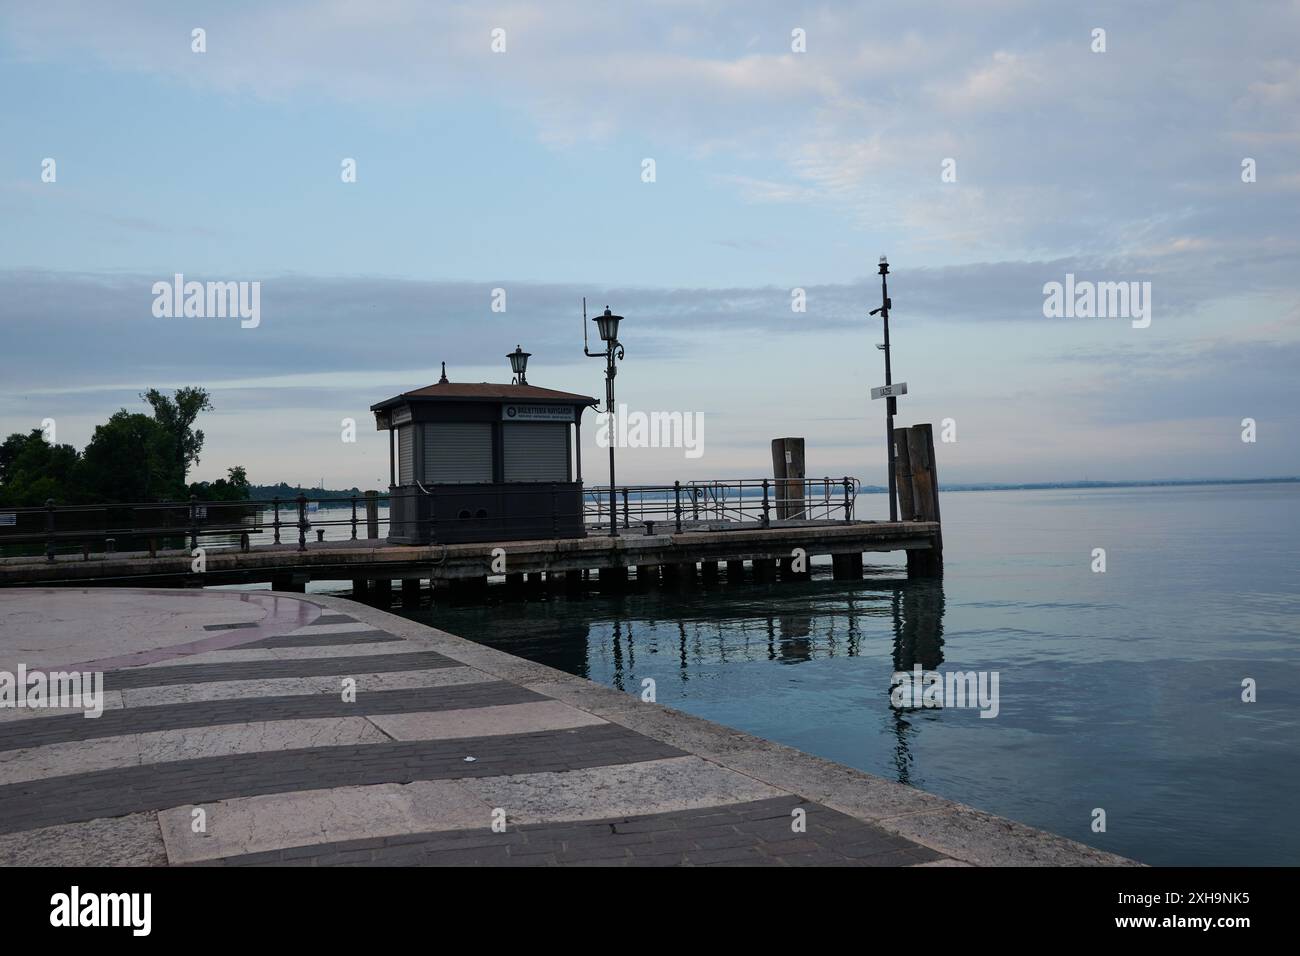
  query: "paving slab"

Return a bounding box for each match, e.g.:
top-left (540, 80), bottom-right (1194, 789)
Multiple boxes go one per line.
top-left (159, 780), bottom-right (494, 864)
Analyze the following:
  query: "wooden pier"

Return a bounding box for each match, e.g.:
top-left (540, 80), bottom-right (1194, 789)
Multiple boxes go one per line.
top-left (0, 424), bottom-right (945, 600)
top-left (0, 518), bottom-right (941, 595)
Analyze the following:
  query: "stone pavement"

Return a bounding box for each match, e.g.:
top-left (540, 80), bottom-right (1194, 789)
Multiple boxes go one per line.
top-left (0, 588), bottom-right (1134, 867)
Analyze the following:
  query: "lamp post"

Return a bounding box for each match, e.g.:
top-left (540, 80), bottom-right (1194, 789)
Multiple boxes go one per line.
top-left (583, 300), bottom-right (625, 537)
top-left (869, 256), bottom-right (898, 522)
top-left (507, 345), bottom-right (531, 385)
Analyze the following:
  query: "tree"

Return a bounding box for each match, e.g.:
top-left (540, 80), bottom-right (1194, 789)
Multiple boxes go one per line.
top-left (141, 387), bottom-right (213, 488)
top-left (0, 430), bottom-right (82, 506)
top-left (78, 411), bottom-right (178, 502)
top-left (190, 465), bottom-right (251, 502)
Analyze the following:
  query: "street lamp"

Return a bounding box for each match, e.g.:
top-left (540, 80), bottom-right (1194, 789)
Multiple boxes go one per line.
top-left (583, 300), bottom-right (626, 537)
top-left (869, 255), bottom-right (899, 522)
top-left (507, 345), bottom-right (531, 385)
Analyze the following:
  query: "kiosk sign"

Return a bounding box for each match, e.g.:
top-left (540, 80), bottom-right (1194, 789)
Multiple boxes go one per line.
top-left (503, 404), bottom-right (574, 422)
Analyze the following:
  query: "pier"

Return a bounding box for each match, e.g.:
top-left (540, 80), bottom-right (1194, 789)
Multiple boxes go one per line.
top-left (0, 422), bottom-right (946, 596)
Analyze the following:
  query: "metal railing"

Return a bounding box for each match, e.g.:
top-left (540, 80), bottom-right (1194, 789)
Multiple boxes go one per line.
top-left (0, 476), bottom-right (862, 561)
top-left (583, 477), bottom-right (859, 532)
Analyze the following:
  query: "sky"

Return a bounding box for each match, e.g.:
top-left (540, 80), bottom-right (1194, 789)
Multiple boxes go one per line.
top-left (1, 0), bottom-right (1298, 491)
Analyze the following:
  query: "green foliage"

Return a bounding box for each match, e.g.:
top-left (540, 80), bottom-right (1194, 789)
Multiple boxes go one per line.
top-left (78, 411), bottom-right (181, 503)
top-left (0, 430), bottom-right (82, 506)
top-left (0, 389), bottom-right (249, 507)
top-left (189, 466), bottom-right (251, 502)
top-left (141, 386), bottom-right (213, 487)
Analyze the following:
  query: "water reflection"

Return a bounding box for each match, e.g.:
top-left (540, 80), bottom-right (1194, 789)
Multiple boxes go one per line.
top-left (413, 571), bottom-right (947, 789)
top-left (888, 580), bottom-right (946, 785)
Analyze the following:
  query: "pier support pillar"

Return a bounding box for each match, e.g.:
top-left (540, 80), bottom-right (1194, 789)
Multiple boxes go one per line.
top-left (727, 560), bottom-right (746, 583)
top-left (401, 578), bottom-right (421, 607)
top-left (752, 558), bottom-right (776, 583)
top-left (636, 564), bottom-right (660, 587)
top-left (370, 578), bottom-right (392, 606)
top-left (598, 565), bottom-right (628, 592)
top-left (700, 561), bottom-right (719, 584)
top-left (505, 572), bottom-right (525, 597)
top-left (351, 578), bottom-right (369, 598)
top-left (565, 569), bottom-right (584, 593)
top-left (450, 576), bottom-right (488, 604)
top-left (832, 554), bottom-right (862, 581)
top-left (669, 562), bottom-right (696, 587)
top-left (271, 572), bottom-right (306, 593)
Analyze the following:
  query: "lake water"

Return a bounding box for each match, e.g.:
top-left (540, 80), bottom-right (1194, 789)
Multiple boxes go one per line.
top-left (394, 482), bottom-right (1300, 866)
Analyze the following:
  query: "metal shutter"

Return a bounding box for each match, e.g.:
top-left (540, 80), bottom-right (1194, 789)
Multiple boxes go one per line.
top-left (397, 425), bottom-right (414, 485)
top-left (503, 423), bottom-right (569, 482)
top-left (423, 423), bottom-right (493, 483)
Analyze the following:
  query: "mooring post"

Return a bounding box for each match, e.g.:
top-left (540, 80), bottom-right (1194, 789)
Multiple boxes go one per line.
top-left (893, 427), bottom-right (916, 521)
top-left (904, 424), bottom-right (943, 577)
top-left (296, 494), bottom-right (308, 552)
top-left (365, 490), bottom-right (379, 540)
top-left (44, 498), bottom-right (55, 562)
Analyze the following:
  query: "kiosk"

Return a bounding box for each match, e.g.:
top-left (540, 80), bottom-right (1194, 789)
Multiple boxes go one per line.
top-left (371, 365), bottom-right (596, 544)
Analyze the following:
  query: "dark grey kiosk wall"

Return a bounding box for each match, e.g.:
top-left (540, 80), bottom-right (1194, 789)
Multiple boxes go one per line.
top-left (371, 379), bottom-right (597, 544)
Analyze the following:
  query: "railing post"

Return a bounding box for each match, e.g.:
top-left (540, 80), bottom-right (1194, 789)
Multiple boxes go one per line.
top-left (350, 494), bottom-right (358, 540)
top-left (552, 483), bottom-right (559, 536)
top-left (189, 495), bottom-right (199, 550)
top-left (44, 498), bottom-right (55, 562)
top-left (762, 480), bottom-right (770, 528)
top-left (296, 494), bottom-right (308, 552)
top-left (674, 481), bottom-right (683, 533)
top-left (427, 486), bottom-right (436, 543)
top-left (273, 497), bottom-right (281, 545)
top-left (843, 476), bottom-right (852, 524)
top-left (692, 487), bottom-right (699, 521)
top-left (622, 487), bottom-right (629, 529)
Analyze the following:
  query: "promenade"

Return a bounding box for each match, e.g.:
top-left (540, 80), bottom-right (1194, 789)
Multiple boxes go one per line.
top-left (0, 587), bottom-right (1132, 866)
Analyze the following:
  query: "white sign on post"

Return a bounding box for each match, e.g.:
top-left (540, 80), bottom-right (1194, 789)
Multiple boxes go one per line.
top-left (871, 382), bottom-right (908, 400)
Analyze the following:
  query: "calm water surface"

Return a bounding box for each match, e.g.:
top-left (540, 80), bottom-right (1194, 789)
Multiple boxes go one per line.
top-left (390, 483), bottom-right (1299, 866)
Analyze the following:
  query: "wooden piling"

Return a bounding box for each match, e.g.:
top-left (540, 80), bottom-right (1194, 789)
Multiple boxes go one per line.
top-left (365, 490), bottom-right (380, 540)
top-left (904, 423), bottom-right (943, 577)
top-left (771, 437), bottom-right (806, 519)
top-left (892, 427), bottom-right (916, 521)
